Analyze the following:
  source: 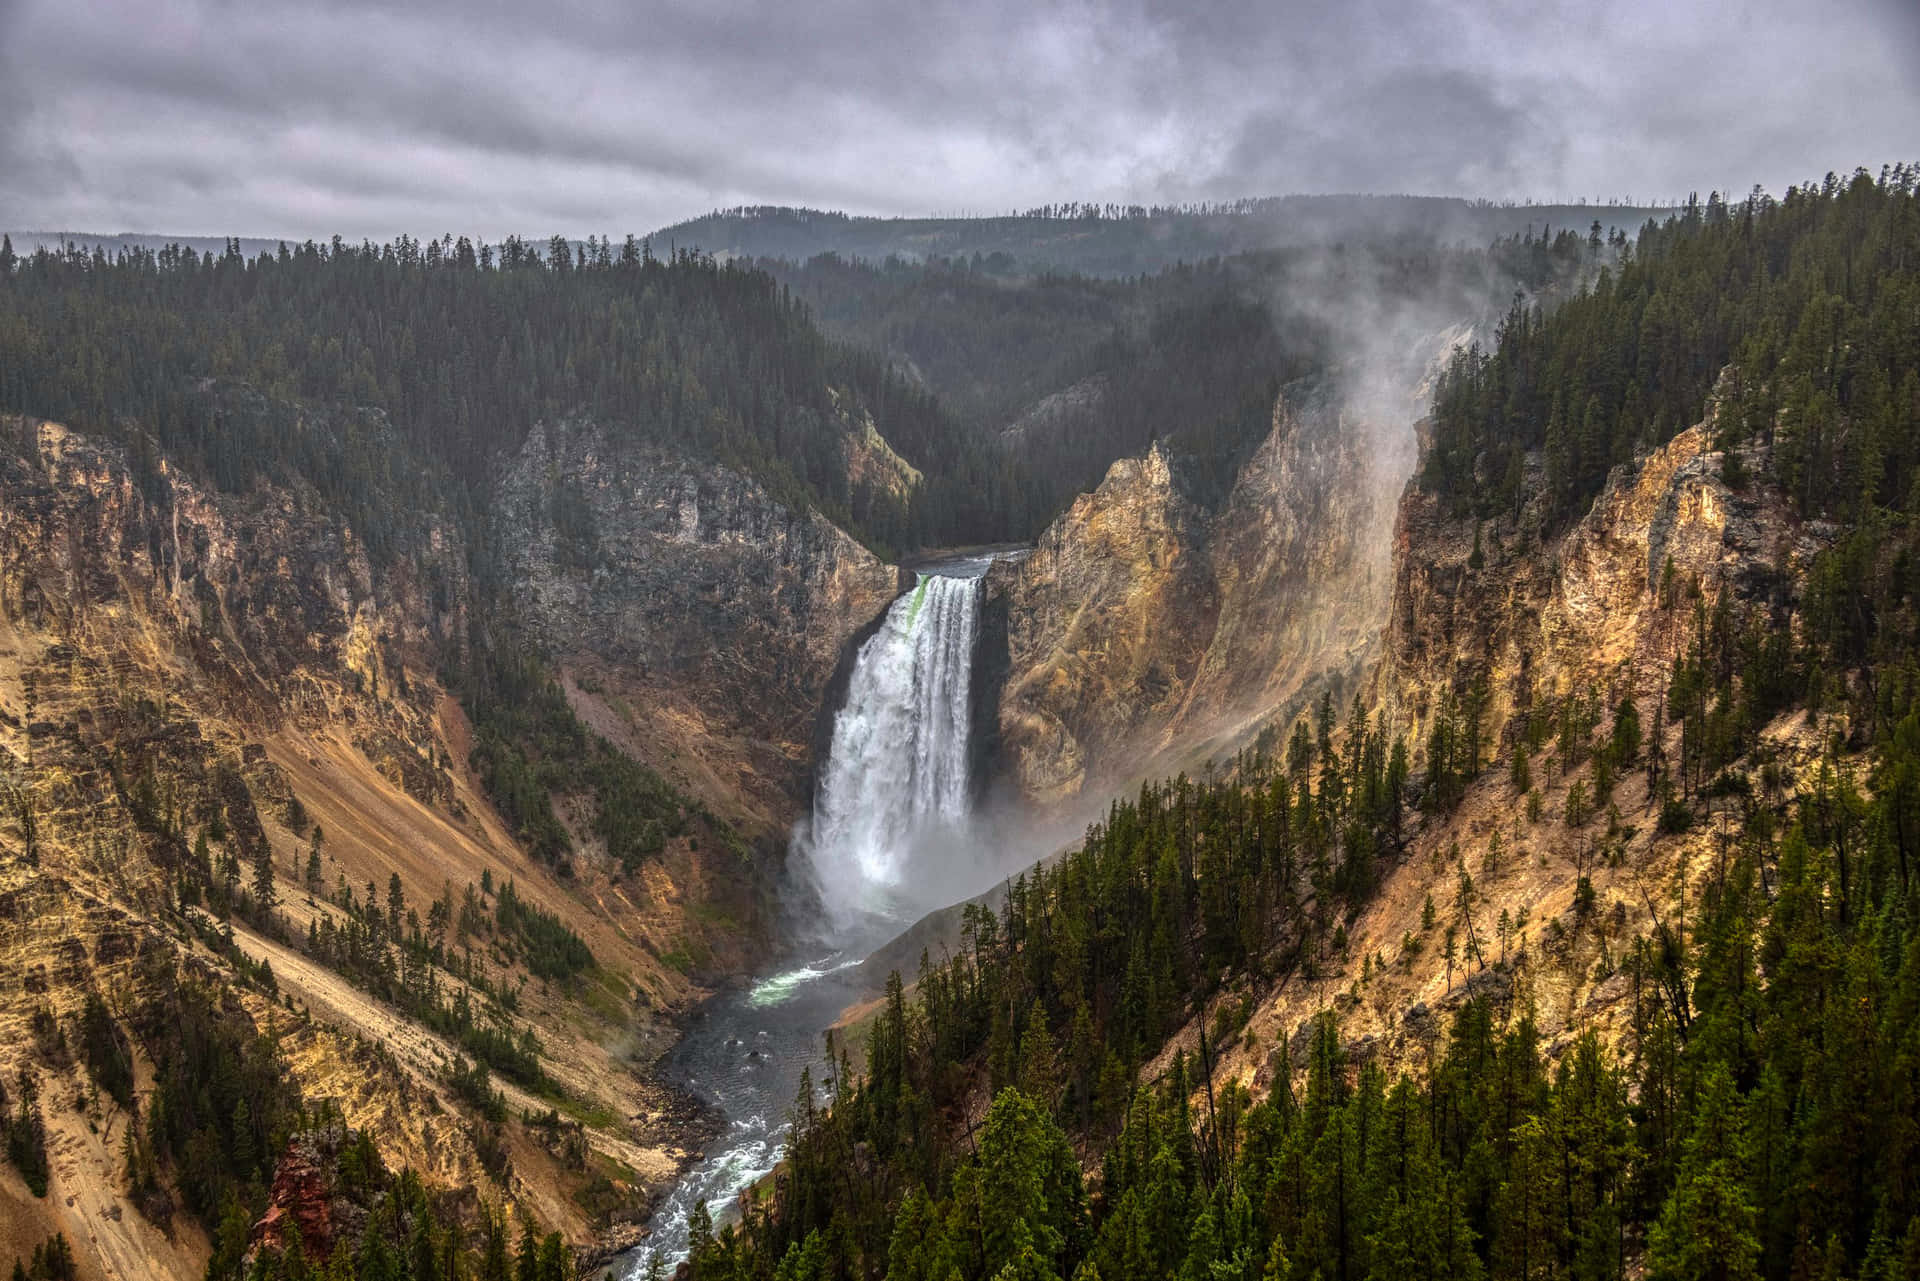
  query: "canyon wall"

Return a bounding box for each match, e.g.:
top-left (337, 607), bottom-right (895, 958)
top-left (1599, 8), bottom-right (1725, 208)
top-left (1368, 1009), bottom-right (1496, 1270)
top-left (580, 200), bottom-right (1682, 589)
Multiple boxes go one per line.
top-left (1376, 404), bottom-right (1821, 766)
top-left (990, 378), bottom-right (1414, 808)
top-left (494, 420), bottom-right (903, 834)
top-left (978, 362), bottom-right (1835, 1105)
top-left (0, 404), bottom-right (892, 1275)
top-left (1187, 396), bottom-right (1837, 1098)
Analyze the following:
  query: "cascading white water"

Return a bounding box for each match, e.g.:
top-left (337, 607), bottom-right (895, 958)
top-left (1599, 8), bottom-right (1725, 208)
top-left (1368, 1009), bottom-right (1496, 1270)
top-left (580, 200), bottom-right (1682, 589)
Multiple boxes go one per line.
top-left (624, 558), bottom-right (995, 1278)
top-left (805, 564), bottom-right (986, 933)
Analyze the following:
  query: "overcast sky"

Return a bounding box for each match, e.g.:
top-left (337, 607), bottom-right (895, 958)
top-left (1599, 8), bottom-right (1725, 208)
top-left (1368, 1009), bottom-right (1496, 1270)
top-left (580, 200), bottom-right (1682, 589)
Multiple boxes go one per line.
top-left (1, 0), bottom-right (1916, 241)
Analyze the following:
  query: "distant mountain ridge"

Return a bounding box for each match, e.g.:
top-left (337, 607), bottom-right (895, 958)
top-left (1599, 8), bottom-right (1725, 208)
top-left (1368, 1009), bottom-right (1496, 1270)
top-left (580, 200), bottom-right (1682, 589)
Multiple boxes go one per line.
top-left (649, 193), bottom-right (1680, 275)
top-left (7, 193), bottom-right (1678, 278)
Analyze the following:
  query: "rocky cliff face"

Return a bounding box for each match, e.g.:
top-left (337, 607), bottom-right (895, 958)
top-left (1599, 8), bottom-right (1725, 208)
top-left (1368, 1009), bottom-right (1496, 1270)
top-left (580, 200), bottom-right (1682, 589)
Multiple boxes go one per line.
top-left (1193, 395), bottom-right (1835, 1098)
top-left (0, 409), bottom-right (805, 1276)
top-left (0, 414), bottom-right (475, 1273)
top-left (992, 442), bottom-right (1211, 805)
top-left (992, 381), bottom-right (1411, 808)
top-left (494, 420), bottom-right (903, 832)
top-left (0, 412), bottom-right (468, 902)
top-left (1376, 404), bottom-right (1823, 766)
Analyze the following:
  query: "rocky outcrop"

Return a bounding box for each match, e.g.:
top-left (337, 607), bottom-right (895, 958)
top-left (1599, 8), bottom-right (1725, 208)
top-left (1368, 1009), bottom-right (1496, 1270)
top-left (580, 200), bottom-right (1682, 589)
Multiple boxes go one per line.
top-left (993, 442), bottom-right (1210, 805)
top-left (249, 1128), bottom-right (359, 1265)
top-left (997, 375), bottom-right (1109, 450)
top-left (1376, 403), bottom-right (1825, 765)
top-left (493, 421), bottom-right (903, 830)
top-left (992, 382), bottom-right (1410, 807)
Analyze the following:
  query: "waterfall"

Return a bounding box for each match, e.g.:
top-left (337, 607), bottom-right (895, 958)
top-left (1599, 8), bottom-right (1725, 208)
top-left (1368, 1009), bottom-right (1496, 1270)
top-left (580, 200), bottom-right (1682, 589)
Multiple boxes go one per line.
top-left (624, 559), bottom-right (994, 1278)
top-left (805, 563), bottom-right (986, 934)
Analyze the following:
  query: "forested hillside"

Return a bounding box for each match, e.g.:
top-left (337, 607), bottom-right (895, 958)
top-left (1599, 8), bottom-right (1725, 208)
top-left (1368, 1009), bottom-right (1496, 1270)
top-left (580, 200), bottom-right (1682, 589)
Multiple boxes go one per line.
top-left (675, 169), bottom-right (1920, 1281)
top-left (0, 233), bottom-right (1010, 558)
top-left (1425, 170), bottom-right (1920, 531)
top-left (772, 230), bottom-right (1595, 528)
top-left (656, 196), bottom-right (1673, 278)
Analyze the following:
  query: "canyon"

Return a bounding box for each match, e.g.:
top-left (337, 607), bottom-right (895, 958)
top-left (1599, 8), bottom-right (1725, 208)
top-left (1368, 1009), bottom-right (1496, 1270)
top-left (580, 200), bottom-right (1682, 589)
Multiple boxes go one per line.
top-left (0, 348), bottom-right (1451, 1274)
top-left (0, 261), bottom-right (1861, 1281)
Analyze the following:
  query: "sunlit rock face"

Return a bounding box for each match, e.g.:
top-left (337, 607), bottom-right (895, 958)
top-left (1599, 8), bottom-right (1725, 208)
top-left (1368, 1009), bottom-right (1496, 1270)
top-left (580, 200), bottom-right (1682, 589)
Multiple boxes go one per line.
top-left (992, 439), bottom-right (1209, 807)
top-left (1375, 400), bottom-right (1826, 771)
top-left (991, 380), bottom-right (1412, 809)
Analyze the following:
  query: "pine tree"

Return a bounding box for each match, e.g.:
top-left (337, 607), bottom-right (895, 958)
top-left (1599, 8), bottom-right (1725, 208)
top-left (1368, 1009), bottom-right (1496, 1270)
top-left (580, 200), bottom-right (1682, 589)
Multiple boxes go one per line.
top-left (686, 1202), bottom-right (715, 1278)
top-left (251, 848), bottom-right (278, 918)
top-left (1646, 1065), bottom-right (1760, 1281)
top-left (976, 1089), bottom-right (1086, 1279)
top-left (1018, 1000), bottom-right (1059, 1108)
top-left (6, 1070), bottom-right (50, 1197)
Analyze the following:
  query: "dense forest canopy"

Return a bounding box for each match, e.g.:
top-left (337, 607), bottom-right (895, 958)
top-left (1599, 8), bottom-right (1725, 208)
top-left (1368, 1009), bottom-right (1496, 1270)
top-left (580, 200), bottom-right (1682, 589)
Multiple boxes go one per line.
top-left (1426, 167), bottom-right (1920, 530)
top-left (0, 232), bottom-right (1015, 559)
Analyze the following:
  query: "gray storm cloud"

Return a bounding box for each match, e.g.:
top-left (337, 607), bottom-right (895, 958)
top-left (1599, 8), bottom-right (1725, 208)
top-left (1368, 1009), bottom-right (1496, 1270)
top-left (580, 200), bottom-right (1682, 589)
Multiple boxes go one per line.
top-left (0, 0), bottom-right (1915, 239)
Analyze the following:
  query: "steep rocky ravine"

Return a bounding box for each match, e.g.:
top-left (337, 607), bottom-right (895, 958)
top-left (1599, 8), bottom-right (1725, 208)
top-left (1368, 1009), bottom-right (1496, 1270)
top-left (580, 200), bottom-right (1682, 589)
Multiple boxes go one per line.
top-left (961, 367), bottom-right (1837, 1140)
top-left (0, 410), bottom-right (873, 1276)
top-left (493, 420), bottom-right (903, 836)
top-left (807, 378), bottom-right (1841, 1258)
top-left (0, 360), bottom-right (1841, 1280)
